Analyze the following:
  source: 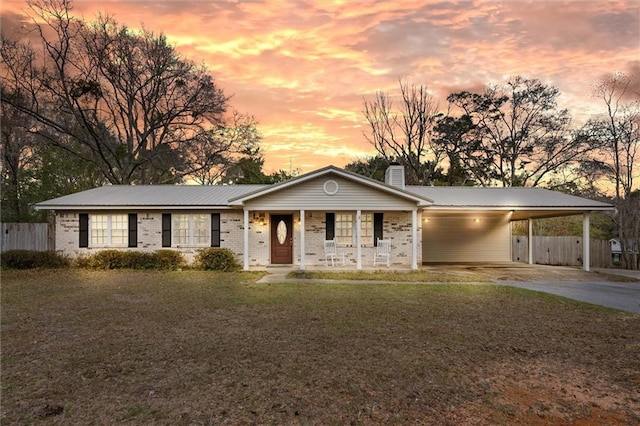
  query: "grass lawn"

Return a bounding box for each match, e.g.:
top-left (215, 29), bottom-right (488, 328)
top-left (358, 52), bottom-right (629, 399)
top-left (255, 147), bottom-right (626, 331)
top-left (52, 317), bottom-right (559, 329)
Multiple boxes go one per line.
top-left (2, 270), bottom-right (639, 425)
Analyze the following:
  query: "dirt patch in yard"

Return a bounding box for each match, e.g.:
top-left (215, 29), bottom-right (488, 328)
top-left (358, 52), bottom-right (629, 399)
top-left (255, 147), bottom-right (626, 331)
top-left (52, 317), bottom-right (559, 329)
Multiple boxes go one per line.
top-left (426, 263), bottom-right (637, 282)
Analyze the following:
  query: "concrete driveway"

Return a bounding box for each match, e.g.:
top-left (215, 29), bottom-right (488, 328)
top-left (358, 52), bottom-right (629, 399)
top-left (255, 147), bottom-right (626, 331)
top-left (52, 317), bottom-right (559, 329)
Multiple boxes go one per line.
top-left (497, 280), bottom-right (640, 314)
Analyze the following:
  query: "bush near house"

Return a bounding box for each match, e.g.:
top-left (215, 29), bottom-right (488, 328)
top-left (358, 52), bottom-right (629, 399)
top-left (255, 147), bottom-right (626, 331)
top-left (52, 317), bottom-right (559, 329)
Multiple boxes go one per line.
top-left (0, 250), bottom-right (70, 269)
top-left (75, 250), bottom-right (185, 270)
top-left (194, 247), bottom-right (240, 271)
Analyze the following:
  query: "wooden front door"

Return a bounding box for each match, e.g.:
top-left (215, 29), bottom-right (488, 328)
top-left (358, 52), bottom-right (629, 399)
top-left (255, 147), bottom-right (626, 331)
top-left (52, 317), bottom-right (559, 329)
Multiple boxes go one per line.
top-left (270, 214), bottom-right (293, 264)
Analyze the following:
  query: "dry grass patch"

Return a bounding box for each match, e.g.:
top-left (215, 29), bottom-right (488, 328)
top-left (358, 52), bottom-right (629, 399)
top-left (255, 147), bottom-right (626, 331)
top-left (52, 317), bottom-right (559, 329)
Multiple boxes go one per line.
top-left (289, 269), bottom-right (491, 283)
top-left (2, 270), bottom-right (639, 425)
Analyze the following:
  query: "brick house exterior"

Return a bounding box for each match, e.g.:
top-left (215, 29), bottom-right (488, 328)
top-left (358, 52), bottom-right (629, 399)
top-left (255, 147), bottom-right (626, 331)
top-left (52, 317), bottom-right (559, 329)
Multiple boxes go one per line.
top-left (36, 165), bottom-right (613, 271)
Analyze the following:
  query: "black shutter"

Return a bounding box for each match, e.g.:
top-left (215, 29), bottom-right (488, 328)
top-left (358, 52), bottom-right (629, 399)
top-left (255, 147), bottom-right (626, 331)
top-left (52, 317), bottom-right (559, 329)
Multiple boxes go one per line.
top-left (79, 214), bottom-right (89, 248)
top-left (211, 213), bottom-right (221, 247)
top-left (326, 213), bottom-right (335, 240)
top-left (128, 213), bottom-right (138, 247)
top-left (374, 213), bottom-right (383, 247)
top-left (162, 213), bottom-right (171, 247)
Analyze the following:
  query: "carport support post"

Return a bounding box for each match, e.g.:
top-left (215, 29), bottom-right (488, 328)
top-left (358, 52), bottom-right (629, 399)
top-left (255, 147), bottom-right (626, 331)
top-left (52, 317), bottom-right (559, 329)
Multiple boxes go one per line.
top-left (583, 212), bottom-right (590, 272)
top-left (300, 209), bottom-right (305, 270)
top-left (243, 209), bottom-right (249, 271)
top-left (412, 209), bottom-right (418, 270)
top-left (356, 209), bottom-right (362, 270)
top-left (528, 218), bottom-right (533, 265)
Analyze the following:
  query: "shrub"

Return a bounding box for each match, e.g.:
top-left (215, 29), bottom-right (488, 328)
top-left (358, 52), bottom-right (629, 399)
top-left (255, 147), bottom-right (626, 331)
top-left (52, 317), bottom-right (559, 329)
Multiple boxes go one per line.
top-left (194, 248), bottom-right (240, 271)
top-left (153, 250), bottom-right (185, 270)
top-left (1, 250), bottom-right (70, 269)
top-left (76, 250), bottom-right (185, 270)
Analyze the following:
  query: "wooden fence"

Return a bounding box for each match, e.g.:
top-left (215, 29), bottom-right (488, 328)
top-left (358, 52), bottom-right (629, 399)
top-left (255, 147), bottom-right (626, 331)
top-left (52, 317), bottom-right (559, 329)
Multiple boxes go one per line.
top-left (1, 223), bottom-right (55, 252)
top-left (512, 236), bottom-right (612, 268)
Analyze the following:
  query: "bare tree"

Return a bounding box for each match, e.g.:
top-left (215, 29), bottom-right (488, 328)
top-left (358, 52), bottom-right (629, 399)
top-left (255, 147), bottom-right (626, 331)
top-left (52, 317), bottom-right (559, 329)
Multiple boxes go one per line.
top-left (362, 79), bottom-right (444, 185)
top-left (437, 76), bottom-right (595, 187)
top-left (583, 72), bottom-right (640, 269)
top-left (1, 0), bottom-right (228, 185)
top-left (188, 111), bottom-right (262, 185)
top-left (1, 36), bottom-right (43, 220)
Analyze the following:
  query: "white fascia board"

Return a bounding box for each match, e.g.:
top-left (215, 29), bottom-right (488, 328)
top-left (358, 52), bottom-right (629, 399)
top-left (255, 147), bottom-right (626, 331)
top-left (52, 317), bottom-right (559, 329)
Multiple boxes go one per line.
top-left (423, 205), bottom-right (613, 212)
top-left (36, 205), bottom-right (237, 211)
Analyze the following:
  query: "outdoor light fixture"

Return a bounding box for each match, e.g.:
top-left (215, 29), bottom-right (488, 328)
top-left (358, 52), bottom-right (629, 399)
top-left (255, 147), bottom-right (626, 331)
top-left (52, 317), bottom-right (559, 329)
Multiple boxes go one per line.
top-left (424, 218), bottom-right (429, 223)
top-left (253, 212), bottom-right (267, 225)
top-left (474, 218), bottom-right (481, 223)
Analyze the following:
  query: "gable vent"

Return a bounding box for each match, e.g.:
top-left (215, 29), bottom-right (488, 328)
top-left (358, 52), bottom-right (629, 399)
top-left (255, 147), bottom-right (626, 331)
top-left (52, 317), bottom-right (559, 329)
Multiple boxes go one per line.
top-left (385, 165), bottom-right (405, 189)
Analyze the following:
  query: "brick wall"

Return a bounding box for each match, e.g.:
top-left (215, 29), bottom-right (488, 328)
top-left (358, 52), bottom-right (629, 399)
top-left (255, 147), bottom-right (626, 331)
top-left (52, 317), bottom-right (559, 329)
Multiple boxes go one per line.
top-left (55, 209), bottom-right (421, 268)
top-left (293, 210), bottom-right (420, 268)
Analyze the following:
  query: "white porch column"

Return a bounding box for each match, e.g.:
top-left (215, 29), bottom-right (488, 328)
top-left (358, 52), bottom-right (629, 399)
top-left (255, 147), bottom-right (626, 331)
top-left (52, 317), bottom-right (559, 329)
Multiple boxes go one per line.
top-left (583, 212), bottom-right (590, 272)
top-left (528, 218), bottom-right (533, 265)
top-left (243, 209), bottom-right (249, 271)
top-left (300, 210), bottom-right (306, 270)
top-left (411, 209), bottom-right (418, 270)
top-left (356, 209), bottom-right (362, 270)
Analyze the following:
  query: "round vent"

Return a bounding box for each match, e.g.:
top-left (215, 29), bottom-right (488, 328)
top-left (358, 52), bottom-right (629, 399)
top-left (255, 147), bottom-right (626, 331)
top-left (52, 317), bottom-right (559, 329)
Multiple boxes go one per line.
top-left (323, 180), bottom-right (339, 196)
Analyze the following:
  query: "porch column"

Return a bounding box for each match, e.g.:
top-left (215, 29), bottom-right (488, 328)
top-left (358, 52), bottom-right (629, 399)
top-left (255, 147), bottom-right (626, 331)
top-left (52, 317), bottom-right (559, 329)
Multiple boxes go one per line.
top-left (300, 209), bottom-right (306, 270)
top-left (243, 209), bottom-right (249, 271)
top-left (583, 212), bottom-right (590, 272)
top-left (528, 218), bottom-right (533, 265)
top-left (411, 208), bottom-right (418, 270)
top-left (356, 209), bottom-right (362, 270)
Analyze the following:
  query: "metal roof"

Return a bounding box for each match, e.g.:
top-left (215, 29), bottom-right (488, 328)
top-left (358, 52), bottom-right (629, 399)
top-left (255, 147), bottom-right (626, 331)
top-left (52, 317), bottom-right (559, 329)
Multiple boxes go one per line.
top-left (406, 186), bottom-right (612, 209)
top-left (35, 174), bottom-right (613, 214)
top-left (35, 184), bottom-right (267, 210)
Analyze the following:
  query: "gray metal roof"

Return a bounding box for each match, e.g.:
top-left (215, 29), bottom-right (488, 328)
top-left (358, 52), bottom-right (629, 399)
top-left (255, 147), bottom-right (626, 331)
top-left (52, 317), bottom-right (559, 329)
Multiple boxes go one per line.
top-left (35, 178), bottom-right (612, 213)
top-left (35, 184), bottom-right (268, 210)
top-left (406, 186), bottom-right (612, 209)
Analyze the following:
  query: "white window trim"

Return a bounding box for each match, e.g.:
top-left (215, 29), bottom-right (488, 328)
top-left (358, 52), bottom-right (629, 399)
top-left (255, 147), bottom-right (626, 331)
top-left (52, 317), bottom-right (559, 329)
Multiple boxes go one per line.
top-left (335, 212), bottom-right (353, 246)
top-left (90, 214), bottom-right (128, 247)
top-left (172, 214), bottom-right (210, 247)
top-left (360, 212), bottom-right (374, 246)
top-left (335, 212), bottom-right (374, 246)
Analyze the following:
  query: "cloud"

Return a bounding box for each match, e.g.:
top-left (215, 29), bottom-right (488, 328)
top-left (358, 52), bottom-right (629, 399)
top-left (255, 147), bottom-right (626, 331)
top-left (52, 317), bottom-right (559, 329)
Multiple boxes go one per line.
top-left (1, 0), bottom-right (638, 172)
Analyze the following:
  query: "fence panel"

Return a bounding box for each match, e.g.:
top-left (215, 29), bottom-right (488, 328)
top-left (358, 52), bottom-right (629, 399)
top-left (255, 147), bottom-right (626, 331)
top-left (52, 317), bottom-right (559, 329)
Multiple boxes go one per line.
top-left (512, 236), bottom-right (612, 268)
top-left (1, 223), bottom-right (55, 252)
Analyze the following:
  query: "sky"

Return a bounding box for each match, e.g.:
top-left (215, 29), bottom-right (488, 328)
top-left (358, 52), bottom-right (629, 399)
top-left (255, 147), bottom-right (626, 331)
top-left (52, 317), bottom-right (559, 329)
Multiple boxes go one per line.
top-left (1, 0), bottom-right (639, 174)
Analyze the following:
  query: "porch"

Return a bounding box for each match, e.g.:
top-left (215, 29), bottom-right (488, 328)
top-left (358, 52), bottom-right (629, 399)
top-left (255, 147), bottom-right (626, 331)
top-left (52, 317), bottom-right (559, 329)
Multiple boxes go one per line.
top-left (241, 209), bottom-right (421, 271)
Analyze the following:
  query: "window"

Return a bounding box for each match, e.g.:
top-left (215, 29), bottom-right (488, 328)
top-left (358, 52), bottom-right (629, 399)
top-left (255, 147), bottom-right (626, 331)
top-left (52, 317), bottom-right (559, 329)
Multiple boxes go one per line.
top-left (335, 213), bottom-right (353, 245)
top-left (361, 213), bottom-right (373, 245)
top-left (90, 214), bottom-right (128, 247)
top-left (332, 212), bottom-right (375, 245)
top-left (110, 214), bottom-right (127, 245)
top-left (193, 214), bottom-right (209, 245)
top-left (172, 214), bottom-right (210, 246)
top-left (173, 214), bottom-right (190, 245)
top-left (91, 215), bottom-right (107, 246)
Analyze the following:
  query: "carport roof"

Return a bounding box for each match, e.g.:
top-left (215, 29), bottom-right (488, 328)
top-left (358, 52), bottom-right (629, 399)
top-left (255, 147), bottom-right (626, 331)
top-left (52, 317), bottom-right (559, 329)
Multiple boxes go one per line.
top-left (409, 186), bottom-right (613, 220)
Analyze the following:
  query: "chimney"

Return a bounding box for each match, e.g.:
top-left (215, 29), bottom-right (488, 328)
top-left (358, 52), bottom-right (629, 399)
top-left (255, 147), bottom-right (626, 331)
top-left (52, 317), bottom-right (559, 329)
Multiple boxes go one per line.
top-left (385, 164), bottom-right (405, 189)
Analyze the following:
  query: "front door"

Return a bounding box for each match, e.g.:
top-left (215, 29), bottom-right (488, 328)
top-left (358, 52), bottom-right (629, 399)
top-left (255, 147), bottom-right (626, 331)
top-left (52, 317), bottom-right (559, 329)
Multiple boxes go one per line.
top-left (271, 214), bottom-right (293, 264)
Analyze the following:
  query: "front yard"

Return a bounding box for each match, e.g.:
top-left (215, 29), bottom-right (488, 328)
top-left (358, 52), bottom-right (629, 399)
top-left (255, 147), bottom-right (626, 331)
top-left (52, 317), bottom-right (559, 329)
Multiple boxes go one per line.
top-left (2, 270), bottom-right (639, 424)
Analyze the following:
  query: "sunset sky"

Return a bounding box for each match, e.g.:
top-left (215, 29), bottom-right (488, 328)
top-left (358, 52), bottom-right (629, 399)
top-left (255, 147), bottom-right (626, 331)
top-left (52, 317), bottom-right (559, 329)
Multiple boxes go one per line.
top-left (2, 0), bottom-right (639, 173)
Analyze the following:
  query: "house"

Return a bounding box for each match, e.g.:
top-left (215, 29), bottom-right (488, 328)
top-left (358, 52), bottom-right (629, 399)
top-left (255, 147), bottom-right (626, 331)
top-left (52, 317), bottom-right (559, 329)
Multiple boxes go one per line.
top-left (35, 165), bottom-right (613, 271)
top-left (610, 238), bottom-right (639, 264)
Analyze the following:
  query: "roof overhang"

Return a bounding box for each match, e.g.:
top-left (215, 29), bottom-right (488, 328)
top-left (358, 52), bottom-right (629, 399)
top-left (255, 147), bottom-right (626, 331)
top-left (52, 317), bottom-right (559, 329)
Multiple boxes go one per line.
top-left (35, 205), bottom-right (237, 211)
top-left (421, 206), bottom-right (614, 220)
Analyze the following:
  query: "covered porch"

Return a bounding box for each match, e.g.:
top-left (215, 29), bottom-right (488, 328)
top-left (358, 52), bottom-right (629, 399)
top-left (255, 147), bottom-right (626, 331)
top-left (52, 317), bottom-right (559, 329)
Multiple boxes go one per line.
top-left (241, 208), bottom-right (421, 270)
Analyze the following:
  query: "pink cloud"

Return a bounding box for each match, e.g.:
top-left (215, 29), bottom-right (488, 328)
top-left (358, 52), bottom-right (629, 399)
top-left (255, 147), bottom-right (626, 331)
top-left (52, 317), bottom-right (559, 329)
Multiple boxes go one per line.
top-left (1, 0), bottom-right (638, 173)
